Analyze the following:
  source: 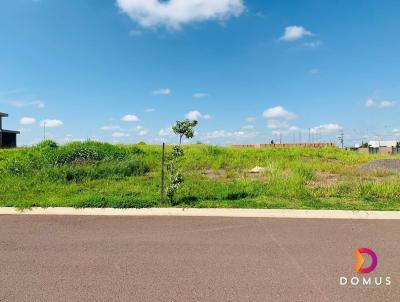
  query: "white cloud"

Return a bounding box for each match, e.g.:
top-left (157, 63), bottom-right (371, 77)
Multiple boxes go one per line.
top-left (152, 88), bottom-right (171, 95)
top-left (280, 26), bottom-right (313, 41)
top-left (204, 130), bottom-right (257, 139)
top-left (245, 116), bottom-right (257, 122)
top-left (185, 110), bottom-right (211, 121)
top-left (19, 117), bottom-right (36, 125)
top-left (40, 119), bottom-right (63, 128)
top-left (129, 29), bottom-right (142, 36)
top-left (380, 100), bottom-right (396, 108)
top-left (310, 124), bottom-right (342, 134)
top-left (272, 130), bottom-right (283, 136)
top-left (288, 126), bottom-right (300, 132)
top-left (2, 100), bottom-right (45, 109)
top-left (121, 114), bottom-right (140, 122)
top-left (193, 92), bottom-right (208, 98)
top-left (144, 108), bottom-right (155, 112)
top-left (116, 0), bottom-right (245, 30)
top-left (242, 124), bottom-right (254, 130)
top-left (159, 126), bottom-right (173, 136)
top-left (131, 125), bottom-right (148, 135)
top-left (132, 125), bottom-right (144, 130)
top-left (271, 127), bottom-right (300, 136)
top-left (17, 128), bottom-right (30, 133)
top-left (139, 129), bottom-right (149, 136)
top-left (365, 98), bottom-right (396, 108)
top-left (309, 68), bottom-right (320, 75)
top-left (204, 130), bottom-right (239, 139)
top-left (267, 119), bottom-right (289, 129)
top-left (263, 106), bottom-right (296, 120)
top-left (112, 132), bottom-right (130, 138)
top-left (0, 88), bottom-right (25, 96)
top-left (393, 129), bottom-right (400, 137)
top-left (302, 40), bottom-right (322, 49)
top-left (365, 98), bottom-right (376, 108)
top-left (263, 106), bottom-right (296, 130)
top-left (101, 125), bottom-right (121, 131)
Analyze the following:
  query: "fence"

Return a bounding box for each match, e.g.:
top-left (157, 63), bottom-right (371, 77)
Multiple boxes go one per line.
top-left (231, 143), bottom-right (336, 148)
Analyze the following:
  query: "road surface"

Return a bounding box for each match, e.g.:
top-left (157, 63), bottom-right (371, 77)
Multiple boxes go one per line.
top-left (0, 215), bottom-right (399, 301)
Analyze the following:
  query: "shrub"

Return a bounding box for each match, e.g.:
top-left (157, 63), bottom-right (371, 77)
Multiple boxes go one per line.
top-left (51, 142), bottom-right (127, 166)
top-left (206, 145), bottom-right (222, 156)
top-left (131, 145), bottom-right (145, 155)
top-left (6, 159), bottom-right (28, 176)
top-left (75, 195), bottom-right (157, 209)
top-left (117, 160), bottom-right (150, 176)
top-left (225, 191), bottom-right (251, 200)
top-left (39, 159), bottom-right (150, 183)
top-left (36, 140), bottom-right (58, 149)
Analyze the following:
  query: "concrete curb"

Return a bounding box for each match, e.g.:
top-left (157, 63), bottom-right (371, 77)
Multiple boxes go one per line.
top-left (1, 207), bottom-right (400, 219)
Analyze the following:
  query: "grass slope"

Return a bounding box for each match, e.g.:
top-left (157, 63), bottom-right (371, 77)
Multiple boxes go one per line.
top-left (1, 141), bottom-right (399, 210)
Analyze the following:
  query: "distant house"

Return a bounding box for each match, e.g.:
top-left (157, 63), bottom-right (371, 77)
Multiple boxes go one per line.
top-left (0, 112), bottom-right (20, 148)
top-left (356, 140), bottom-right (399, 155)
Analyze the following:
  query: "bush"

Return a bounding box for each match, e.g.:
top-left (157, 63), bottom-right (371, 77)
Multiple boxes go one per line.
top-left (36, 140), bottom-right (58, 149)
top-left (75, 195), bottom-right (157, 209)
top-left (51, 142), bottom-right (128, 166)
top-left (117, 159), bottom-right (150, 176)
top-left (206, 145), bottom-right (222, 156)
top-left (225, 191), bottom-right (251, 200)
top-left (54, 147), bottom-right (101, 165)
top-left (6, 159), bottom-right (28, 176)
top-left (131, 145), bottom-right (145, 155)
top-left (39, 159), bottom-right (150, 183)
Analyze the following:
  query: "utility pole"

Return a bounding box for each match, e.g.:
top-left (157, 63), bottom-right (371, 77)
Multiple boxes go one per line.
top-left (43, 121), bottom-right (46, 140)
top-left (339, 131), bottom-right (344, 149)
top-left (279, 132), bottom-right (282, 144)
top-left (161, 142), bottom-right (166, 204)
top-left (308, 128), bottom-right (311, 144)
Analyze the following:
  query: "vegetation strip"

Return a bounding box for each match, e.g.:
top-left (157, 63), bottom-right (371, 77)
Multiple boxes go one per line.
top-left (1, 207), bottom-right (400, 219)
top-left (1, 140), bottom-right (400, 210)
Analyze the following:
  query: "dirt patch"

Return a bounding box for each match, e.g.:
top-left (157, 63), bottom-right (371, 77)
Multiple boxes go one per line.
top-left (204, 169), bottom-right (226, 180)
top-left (359, 159), bottom-right (400, 174)
top-left (203, 168), bottom-right (266, 181)
top-left (307, 172), bottom-right (339, 188)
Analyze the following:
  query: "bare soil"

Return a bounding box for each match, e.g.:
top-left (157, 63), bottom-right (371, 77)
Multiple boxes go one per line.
top-left (307, 172), bottom-right (339, 188)
top-left (359, 159), bottom-right (400, 173)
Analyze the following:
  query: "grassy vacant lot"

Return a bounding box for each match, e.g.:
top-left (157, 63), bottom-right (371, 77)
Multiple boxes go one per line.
top-left (1, 141), bottom-right (400, 210)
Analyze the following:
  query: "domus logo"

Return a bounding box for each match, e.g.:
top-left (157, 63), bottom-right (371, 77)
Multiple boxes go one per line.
top-left (339, 248), bottom-right (391, 287)
top-left (355, 248), bottom-right (378, 274)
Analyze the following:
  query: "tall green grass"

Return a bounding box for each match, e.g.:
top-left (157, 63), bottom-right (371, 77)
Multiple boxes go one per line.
top-left (1, 141), bottom-right (400, 210)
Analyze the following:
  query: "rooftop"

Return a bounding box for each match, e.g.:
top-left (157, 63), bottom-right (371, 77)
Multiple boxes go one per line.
top-left (0, 129), bottom-right (20, 134)
top-left (0, 112), bottom-right (9, 117)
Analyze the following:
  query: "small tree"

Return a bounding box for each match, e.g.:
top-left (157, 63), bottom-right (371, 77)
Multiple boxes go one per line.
top-left (172, 119), bottom-right (198, 145)
top-left (166, 119), bottom-right (198, 203)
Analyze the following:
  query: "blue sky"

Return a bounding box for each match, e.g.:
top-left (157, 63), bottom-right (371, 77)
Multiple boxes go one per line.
top-left (1, 0), bottom-right (399, 146)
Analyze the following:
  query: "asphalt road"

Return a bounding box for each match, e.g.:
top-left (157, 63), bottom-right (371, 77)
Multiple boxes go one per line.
top-left (0, 215), bottom-right (399, 302)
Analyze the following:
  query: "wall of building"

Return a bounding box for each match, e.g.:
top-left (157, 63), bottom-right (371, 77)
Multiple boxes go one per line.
top-left (358, 147), bottom-right (369, 154)
top-left (0, 132), bottom-right (17, 148)
top-left (379, 147), bottom-right (394, 155)
top-left (357, 146), bottom-right (399, 155)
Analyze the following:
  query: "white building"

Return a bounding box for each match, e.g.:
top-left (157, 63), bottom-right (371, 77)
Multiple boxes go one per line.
top-left (368, 140), bottom-right (398, 154)
top-left (368, 140), bottom-right (397, 148)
